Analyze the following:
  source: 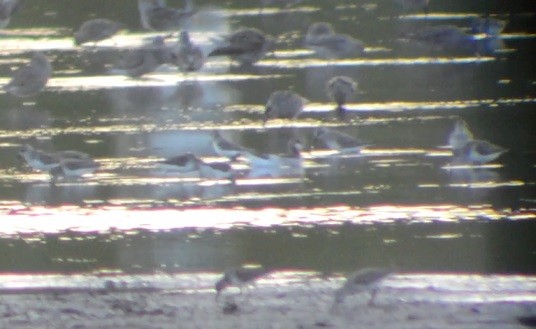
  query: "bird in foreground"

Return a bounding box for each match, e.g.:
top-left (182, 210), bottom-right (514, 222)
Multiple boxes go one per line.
top-left (49, 158), bottom-right (100, 180)
top-left (157, 152), bottom-right (235, 181)
top-left (331, 268), bottom-right (393, 311)
top-left (174, 30), bottom-right (204, 72)
top-left (326, 76), bottom-right (358, 113)
top-left (453, 139), bottom-right (507, 165)
top-left (18, 144), bottom-right (87, 172)
top-left (263, 90), bottom-right (306, 124)
top-left (243, 139), bottom-right (303, 170)
top-left (156, 152), bottom-right (200, 175)
top-left (117, 36), bottom-right (174, 78)
top-left (0, 0), bottom-right (22, 29)
top-left (305, 22), bottom-right (365, 59)
top-left (212, 131), bottom-right (251, 161)
top-left (4, 52), bottom-right (52, 97)
top-left (138, 0), bottom-right (194, 31)
top-left (208, 27), bottom-right (275, 66)
top-left (313, 127), bottom-right (370, 155)
top-left (448, 119), bottom-right (474, 153)
top-left (215, 266), bottom-right (272, 300)
top-left (74, 18), bottom-right (124, 46)
top-left (406, 25), bottom-right (477, 54)
top-left (470, 16), bottom-right (506, 36)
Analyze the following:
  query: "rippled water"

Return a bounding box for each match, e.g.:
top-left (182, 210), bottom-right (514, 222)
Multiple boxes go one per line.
top-left (0, 0), bottom-right (535, 282)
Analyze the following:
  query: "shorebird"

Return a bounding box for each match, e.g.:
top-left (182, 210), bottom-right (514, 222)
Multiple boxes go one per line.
top-left (215, 266), bottom-right (272, 299)
top-left (0, 0), bottom-right (22, 29)
top-left (208, 27), bottom-right (275, 66)
top-left (49, 158), bottom-right (100, 179)
top-left (117, 36), bottom-right (174, 78)
top-left (406, 25), bottom-right (477, 54)
top-left (470, 16), bottom-right (507, 36)
top-left (138, 0), bottom-right (194, 31)
top-left (174, 31), bottom-right (204, 72)
top-left (198, 161), bottom-right (235, 181)
top-left (448, 119), bottom-right (474, 154)
top-left (305, 22), bottom-right (365, 59)
top-left (243, 139), bottom-right (303, 170)
top-left (263, 90), bottom-right (306, 124)
top-left (212, 131), bottom-right (250, 161)
top-left (331, 268), bottom-right (393, 311)
top-left (4, 52), bottom-right (52, 97)
top-left (19, 144), bottom-right (92, 173)
top-left (156, 152), bottom-right (200, 174)
top-left (74, 18), bottom-right (124, 46)
top-left (326, 76), bottom-right (358, 112)
top-left (313, 127), bottom-right (370, 155)
top-left (453, 139), bottom-right (507, 165)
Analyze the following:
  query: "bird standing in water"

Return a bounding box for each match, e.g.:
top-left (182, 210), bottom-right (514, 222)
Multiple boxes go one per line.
top-left (4, 52), bottom-right (52, 98)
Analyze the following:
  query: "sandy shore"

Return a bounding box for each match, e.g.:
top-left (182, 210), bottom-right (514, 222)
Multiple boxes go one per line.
top-left (0, 272), bottom-right (534, 328)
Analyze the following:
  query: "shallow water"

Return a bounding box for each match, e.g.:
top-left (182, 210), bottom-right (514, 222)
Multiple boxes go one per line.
top-left (0, 0), bottom-right (535, 287)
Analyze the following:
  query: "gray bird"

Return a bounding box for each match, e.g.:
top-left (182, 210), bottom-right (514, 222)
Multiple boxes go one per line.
top-left (117, 36), bottom-right (174, 78)
top-left (174, 30), bottom-right (204, 72)
top-left (49, 158), bottom-right (100, 179)
top-left (331, 268), bottom-right (393, 311)
top-left (313, 127), bottom-right (370, 155)
top-left (0, 0), bottom-right (22, 29)
top-left (215, 266), bottom-right (272, 299)
top-left (74, 18), bottom-right (124, 46)
top-left (453, 139), bottom-right (507, 165)
top-left (263, 90), bottom-right (306, 124)
top-left (138, 0), bottom-right (194, 31)
top-left (4, 52), bottom-right (52, 97)
top-left (407, 25), bottom-right (477, 54)
top-left (326, 76), bottom-right (358, 111)
top-left (211, 131), bottom-right (251, 161)
top-left (305, 22), bottom-right (365, 59)
top-left (18, 144), bottom-right (91, 172)
top-left (448, 119), bottom-right (474, 153)
top-left (208, 28), bottom-right (275, 66)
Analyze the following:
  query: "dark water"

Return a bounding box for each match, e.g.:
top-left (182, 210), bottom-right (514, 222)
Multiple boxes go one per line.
top-left (0, 0), bottom-right (535, 278)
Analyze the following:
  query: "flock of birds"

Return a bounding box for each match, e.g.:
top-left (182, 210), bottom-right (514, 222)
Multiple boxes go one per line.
top-left (2, 0), bottom-right (509, 181)
top-left (0, 0), bottom-right (515, 313)
top-left (214, 265), bottom-right (393, 312)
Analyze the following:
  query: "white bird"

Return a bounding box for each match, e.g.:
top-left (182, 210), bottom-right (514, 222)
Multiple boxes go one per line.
top-left (305, 22), bottom-right (365, 59)
top-left (453, 139), bottom-right (507, 165)
top-left (313, 127), bottom-right (370, 155)
top-left (74, 18), bottom-right (124, 46)
top-left (331, 268), bottom-right (393, 311)
top-left (4, 52), bottom-right (52, 97)
top-left (208, 28), bottom-right (275, 66)
top-left (263, 90), bottom-right (306, 124)
top-left (448, 119), bottom-right (474, 153)
top-left (138, 0), bottom-right (194, 31)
